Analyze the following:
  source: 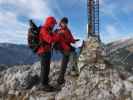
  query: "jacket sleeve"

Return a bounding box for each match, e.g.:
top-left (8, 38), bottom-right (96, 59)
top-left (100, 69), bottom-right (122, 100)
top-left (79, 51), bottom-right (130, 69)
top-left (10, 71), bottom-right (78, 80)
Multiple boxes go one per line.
top-left (52, 33), bottom-right (61, 43)
top-left (67, 30), bottom-right (76, 44)
top-left (40, 28), bottom-right (53, 44)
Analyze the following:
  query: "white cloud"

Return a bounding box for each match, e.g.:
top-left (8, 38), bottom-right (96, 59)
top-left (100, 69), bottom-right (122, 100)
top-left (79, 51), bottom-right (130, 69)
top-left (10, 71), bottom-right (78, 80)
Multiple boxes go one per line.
top-left (121, 3), bottom-right (133, 14)
top-left (0, 0), bottom-right (54, 44)
top-left (49, 0), bottom-right (63, 17)
top-left (0, 0), bottom-right (132, 44)
top-left (0, 0), bottom-right (53, 19)
top-left (100, 0), bottom-right (133, 43)
top-left (101, 0), bottom-right (133, 16)
top-left (0, 10), bottom-right (27, 44)
top-left (101, 24), bottom-right (133, 43)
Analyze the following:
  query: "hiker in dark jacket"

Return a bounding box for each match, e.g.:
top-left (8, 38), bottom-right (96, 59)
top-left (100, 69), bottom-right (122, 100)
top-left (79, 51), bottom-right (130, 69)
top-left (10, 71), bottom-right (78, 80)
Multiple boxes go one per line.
top-left (54, 17), bottom-right (79, 84)
top-left (37, 16), bottom-right (60, 91)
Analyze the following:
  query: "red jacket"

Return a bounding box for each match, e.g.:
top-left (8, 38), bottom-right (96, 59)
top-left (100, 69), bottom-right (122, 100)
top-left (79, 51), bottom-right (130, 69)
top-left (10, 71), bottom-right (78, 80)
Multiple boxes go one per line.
top-left (37, 16), bottom-right (59, 55)
top-left (58, 27), bottom-right (76, 52)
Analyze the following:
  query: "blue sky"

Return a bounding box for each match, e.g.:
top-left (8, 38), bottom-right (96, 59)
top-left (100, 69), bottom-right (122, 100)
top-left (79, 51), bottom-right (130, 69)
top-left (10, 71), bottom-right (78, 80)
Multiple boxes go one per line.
top-left (0, 0), bottom-right (133, 45)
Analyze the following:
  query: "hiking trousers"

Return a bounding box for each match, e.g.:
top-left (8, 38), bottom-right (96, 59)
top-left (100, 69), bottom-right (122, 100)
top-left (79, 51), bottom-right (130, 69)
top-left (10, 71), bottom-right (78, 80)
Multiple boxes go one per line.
top-left (40, 52), bottom-right (51, 85)
top-left (58, 53), bottom-right (70, 82)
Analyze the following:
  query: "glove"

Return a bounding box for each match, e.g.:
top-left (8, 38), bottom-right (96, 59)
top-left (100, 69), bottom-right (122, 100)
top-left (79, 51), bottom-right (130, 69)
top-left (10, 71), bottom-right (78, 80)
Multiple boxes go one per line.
top-left (75, 39), bottom-right (80, 42)
top-left (54, 29), bottom-right (59, 33)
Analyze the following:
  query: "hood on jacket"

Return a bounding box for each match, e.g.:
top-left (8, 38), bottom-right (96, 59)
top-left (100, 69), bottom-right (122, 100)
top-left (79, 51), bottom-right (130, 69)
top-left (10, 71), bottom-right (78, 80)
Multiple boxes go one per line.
top-left (43, 16), bottom-right (57, 29)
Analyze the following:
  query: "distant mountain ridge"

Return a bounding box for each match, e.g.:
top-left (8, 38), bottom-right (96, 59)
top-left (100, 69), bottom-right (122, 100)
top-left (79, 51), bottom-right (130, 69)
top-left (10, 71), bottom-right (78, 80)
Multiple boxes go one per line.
top-left (106, 38), bottom-right (133, 54)
top-left (0, 38), bottom-right (133, 66)
top-left (106, 38), bottom-right (133, 69)
top-left (0, 43), bottom-right (63, 66)
top-left (0, 43), bottom-right (39, 66)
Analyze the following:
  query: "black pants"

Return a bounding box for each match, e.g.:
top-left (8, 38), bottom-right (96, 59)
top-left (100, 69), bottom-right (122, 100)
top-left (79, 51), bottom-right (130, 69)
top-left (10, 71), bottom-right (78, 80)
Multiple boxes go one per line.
top-left (58, 53), bottom-right (70, 81)
top-left (40, 52), bottom-right (51, 85)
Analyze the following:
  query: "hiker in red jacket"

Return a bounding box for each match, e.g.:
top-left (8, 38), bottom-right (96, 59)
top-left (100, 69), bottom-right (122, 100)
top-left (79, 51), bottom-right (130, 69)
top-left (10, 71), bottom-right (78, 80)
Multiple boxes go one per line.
top-left (37, 16), bottom-right (60, 91)
top-left (54, 17), bottom-right (79, 84)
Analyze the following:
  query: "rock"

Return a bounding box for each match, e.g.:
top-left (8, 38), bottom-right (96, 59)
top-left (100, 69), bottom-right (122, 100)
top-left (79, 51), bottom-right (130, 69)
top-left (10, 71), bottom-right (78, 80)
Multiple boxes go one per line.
top-left (0, 84), bottom-right (9, 96)
top-left (0, 65), bottom-right (40, 90)
top-left (124, 81), bottom-right (133, 92)
top-left (131, 91), bottom-right (133, 99)
top-left (30, 86), bottom-right (37, 93)
top-left (0, 36), bottom-right (133, 100)
top-left (0, 57), bottom-right (74, 98)
top-left (111, 80), bottom-right (125, 98)
top-left (127, 76), bottom-right (133, 83)
top-left (56, 37), bottom-right (133, 100)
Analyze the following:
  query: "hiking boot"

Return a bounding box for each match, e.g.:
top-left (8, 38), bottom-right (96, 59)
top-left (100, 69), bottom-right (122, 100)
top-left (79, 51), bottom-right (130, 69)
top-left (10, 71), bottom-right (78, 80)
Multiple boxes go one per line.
top-left (37, 84), bottom-right (55, 92)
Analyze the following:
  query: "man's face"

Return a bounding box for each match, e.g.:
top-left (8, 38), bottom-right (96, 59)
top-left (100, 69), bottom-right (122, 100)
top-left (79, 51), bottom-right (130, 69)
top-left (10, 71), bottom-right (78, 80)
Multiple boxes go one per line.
top-left (60, 22), bottom-right (67, 28)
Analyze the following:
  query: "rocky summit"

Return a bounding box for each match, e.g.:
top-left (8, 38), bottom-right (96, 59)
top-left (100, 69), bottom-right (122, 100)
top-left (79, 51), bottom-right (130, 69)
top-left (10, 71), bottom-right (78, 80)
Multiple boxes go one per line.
top-left (56, 37), bottom-right (133, 100)
top-left (0, 37), bottom-right (133, 100)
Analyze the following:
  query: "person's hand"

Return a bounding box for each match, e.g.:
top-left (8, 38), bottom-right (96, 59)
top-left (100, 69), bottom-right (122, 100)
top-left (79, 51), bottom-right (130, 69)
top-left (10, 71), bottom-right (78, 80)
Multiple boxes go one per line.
top-left (75, 39), bottom-right (80, 42)
top-left (54, 29), bottom-right (59, 33)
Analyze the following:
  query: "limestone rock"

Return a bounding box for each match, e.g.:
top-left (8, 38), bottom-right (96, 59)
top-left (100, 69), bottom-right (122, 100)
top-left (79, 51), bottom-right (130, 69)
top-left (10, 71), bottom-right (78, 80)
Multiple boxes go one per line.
top-left (56, 37), bottom-right (133, 100)
top-left (0, 37), bottom-right (133, 100)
